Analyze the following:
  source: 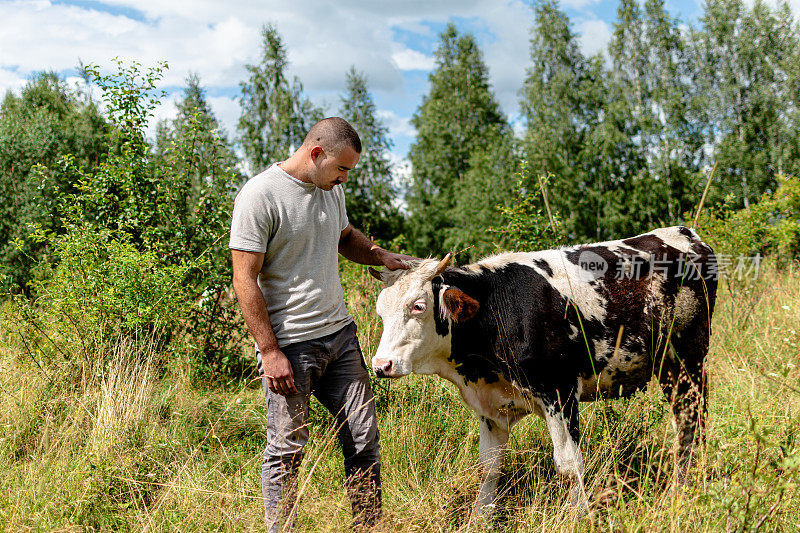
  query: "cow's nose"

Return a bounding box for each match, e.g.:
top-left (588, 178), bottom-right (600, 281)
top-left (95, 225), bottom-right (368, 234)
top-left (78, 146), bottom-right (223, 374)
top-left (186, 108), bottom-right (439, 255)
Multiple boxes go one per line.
top-left (373, 359), bottom-right (393, 378)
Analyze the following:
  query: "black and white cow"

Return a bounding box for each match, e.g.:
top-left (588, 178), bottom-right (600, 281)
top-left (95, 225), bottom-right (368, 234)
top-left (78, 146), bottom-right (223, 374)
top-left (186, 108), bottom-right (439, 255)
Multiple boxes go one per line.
top-left (369, 226), bottom-right (717, 516)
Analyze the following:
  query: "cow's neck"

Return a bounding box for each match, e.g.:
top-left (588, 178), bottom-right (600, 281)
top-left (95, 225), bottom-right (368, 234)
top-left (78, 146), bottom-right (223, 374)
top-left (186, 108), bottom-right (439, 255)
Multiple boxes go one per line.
top-left (430, 355), bottom-right (538, 427)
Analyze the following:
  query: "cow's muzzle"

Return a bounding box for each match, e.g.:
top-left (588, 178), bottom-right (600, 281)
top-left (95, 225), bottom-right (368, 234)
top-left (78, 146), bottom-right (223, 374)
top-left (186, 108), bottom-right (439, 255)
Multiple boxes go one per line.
top-left (372, 358), bottom-right (397, 378)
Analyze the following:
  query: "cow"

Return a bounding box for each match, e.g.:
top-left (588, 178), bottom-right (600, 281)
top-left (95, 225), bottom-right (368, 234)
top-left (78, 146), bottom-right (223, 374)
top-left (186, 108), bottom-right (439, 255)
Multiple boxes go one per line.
top-left (368, 226), bottom-right (717, 518)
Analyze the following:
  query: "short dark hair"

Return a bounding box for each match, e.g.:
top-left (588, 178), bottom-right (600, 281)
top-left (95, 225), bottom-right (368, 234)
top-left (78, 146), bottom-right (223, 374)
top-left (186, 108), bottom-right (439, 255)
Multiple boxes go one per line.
top-left (302, 117), bottom-right (362, 154)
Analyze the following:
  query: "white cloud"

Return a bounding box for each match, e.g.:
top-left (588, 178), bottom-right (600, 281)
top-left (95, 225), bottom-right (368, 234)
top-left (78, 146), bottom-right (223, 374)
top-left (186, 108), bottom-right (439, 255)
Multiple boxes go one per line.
top-left (147, 92), bottom-right (179, 137)
top-left (478, 0), bottom-right (535, 116)
top-left (391, 49), bottom-right (436, 71)
top-left (0, 68), bottom-right (26, 97)
top-left (575, 19), bottom-right (613, 58)
top-left (207, 95), bottom-right (240, 140)
top-left (387, 152), bottom-right (412, 210)
top-left (377, 110), bottom-right (416, 139)
top-left (561, 0), bottom-right (604, 9)
top-left (510, 114), bottom-right (526, 138)
top-left (0, 2), bottom-right (141, 73)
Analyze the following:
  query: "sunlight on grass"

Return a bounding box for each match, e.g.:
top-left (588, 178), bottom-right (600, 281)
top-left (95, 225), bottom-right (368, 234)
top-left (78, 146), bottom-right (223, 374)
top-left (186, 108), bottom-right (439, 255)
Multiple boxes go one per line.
top-left (0, 261), bottom-right (798, 530)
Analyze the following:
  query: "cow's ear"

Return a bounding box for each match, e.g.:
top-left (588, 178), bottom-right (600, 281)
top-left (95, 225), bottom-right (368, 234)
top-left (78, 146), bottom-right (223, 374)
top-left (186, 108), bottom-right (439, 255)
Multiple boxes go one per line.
top-left (443, 288), bottom-right (480, 322)
top-left (369, 267), bottom-right (404, 287)
top-left (368, 267), bottom-right (383, 282)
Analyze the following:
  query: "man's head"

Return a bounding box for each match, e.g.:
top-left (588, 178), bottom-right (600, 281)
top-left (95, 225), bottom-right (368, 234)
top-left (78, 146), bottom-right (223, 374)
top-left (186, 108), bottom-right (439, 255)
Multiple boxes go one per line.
top-left (298, 117), bottom-right (361, 190)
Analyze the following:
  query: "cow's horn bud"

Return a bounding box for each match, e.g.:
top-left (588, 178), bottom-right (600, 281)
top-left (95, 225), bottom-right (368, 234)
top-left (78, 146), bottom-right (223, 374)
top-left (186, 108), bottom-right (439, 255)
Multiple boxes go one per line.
top-left (433, 253), bottom-right (452, 277)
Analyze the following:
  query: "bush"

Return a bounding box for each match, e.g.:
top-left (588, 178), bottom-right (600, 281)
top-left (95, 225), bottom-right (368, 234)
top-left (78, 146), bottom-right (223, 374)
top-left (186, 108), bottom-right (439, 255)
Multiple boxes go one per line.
top-left (17, 222), bottom-right (191, 380)
top-left (491, 169), bottom-right (569, 252)
top-left (13, 59), bottom-right (250, 383)
top-left (699, 174), bottom-right (800, 265)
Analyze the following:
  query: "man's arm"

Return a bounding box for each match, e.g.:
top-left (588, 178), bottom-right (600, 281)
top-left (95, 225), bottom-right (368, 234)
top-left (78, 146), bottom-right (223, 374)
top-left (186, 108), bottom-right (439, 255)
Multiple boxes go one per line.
top-left (338, 224), bottom-right (415, 270)
top-left (231, 249), bottom-right (297, 396)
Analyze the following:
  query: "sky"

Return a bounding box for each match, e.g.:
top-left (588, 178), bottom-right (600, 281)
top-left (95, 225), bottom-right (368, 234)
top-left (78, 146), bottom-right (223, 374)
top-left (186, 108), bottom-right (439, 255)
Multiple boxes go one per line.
top-left (0, 0), bottom-right (783, 173)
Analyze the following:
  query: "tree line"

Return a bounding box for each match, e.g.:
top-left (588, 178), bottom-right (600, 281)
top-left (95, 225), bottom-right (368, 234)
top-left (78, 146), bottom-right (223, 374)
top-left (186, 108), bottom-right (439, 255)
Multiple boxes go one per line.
top-left (411, 0), bottom-right (800, 260)
top-left (2, 0), bottom-right (799, 293)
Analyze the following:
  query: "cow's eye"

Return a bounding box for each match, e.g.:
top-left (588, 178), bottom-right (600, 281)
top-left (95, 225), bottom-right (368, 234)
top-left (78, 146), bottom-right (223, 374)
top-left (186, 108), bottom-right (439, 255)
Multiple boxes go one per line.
top-left (410, 300), bottom-right (427, 314)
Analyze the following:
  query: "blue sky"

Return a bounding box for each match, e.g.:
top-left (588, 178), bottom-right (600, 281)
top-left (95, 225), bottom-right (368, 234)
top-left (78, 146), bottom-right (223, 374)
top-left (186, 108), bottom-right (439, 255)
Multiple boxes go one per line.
top-left (0, 0), bottom-right (765, 174)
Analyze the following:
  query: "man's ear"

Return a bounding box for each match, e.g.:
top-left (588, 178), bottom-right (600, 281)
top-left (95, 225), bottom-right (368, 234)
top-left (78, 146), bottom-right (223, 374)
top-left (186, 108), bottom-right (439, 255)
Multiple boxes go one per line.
top-left (310, 145), bottom-right (324, 162)
top-left (442, 288), bottom-right (480, 322)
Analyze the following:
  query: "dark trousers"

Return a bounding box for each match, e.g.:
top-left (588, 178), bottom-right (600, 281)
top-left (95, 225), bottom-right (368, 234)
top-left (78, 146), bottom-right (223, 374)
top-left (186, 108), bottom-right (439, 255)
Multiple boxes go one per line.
top-left (257, 322), bottom-right (381, 531)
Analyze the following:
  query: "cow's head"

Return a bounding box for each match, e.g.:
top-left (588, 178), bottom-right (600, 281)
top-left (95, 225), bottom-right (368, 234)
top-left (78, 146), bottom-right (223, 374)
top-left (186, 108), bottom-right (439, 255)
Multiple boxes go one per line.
top-left (369, 254), bottom-right (480, 378)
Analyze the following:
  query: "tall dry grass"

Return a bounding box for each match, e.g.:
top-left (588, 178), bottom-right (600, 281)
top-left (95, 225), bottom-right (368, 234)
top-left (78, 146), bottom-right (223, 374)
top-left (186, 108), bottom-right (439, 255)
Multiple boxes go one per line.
top-left (0, 260), bottom-right (798, 531)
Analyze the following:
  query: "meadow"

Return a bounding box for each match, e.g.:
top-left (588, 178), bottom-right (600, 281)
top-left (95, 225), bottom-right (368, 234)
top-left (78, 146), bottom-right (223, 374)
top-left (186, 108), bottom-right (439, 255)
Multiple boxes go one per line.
top-left (0, 258), bottom-right (799, 532)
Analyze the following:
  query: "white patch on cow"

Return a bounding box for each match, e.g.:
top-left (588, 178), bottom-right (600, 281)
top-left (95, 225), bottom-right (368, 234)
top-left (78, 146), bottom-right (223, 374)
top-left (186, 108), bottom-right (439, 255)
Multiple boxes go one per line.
top-left (529, 249), bottom-right (608, 323)
top-left (475, 418), bottom-right (509, 513)
top-left (644, 271), bottom-right (667, 317)
top-left (434, 364), bottom-right (543, 427)
top-left (436, 284), bottom-right (449, 321)
top-left (651, 227), bottom-right (693, 253)
top-left (592, 338), bottom-right (612, 363)
top-left (575, 250), bottom-right (608, 281)
top-left (372, 259), bottom-right (453, 376)
top-left (472, 252), bottom-right (535, 273)
top-left (568, 324), bottom-right (579, 341)
top-left (543, 405), bottom-right (584, 481)
top-left (605, 244), bottom-right (650, 259)
top-left (579, 338), bottom-right (652, 401)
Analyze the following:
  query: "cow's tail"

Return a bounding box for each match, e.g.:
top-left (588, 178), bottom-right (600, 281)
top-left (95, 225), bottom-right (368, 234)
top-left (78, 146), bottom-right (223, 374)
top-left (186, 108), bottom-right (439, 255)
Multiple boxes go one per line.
top-left (683, 226), bottom-right (718, 318)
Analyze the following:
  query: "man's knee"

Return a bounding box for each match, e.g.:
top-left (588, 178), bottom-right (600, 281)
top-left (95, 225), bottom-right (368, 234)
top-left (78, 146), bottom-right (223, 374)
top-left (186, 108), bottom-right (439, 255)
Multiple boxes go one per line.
top-left (342, 419), bottom-right (380, 475)
top-left (337, 378), bottom-right (380, 461)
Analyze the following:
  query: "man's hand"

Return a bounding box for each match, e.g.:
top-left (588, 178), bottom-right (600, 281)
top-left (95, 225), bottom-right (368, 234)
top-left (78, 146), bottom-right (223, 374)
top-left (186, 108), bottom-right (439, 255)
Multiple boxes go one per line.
top-left (261, 348), bottom-right (297, 396)
top-left (380, 250), bottom-right (417, 271)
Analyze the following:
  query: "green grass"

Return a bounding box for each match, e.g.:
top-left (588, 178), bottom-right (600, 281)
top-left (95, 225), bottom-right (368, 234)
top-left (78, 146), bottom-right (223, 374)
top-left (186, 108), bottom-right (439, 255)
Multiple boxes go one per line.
top-left (1, 261), bottom-right (799, 531)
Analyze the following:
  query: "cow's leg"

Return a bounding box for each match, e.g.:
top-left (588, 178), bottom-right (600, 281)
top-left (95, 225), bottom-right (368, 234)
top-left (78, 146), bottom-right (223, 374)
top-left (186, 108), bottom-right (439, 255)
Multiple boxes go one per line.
top-left (472, 416), bottom-right (509, 522)
top-left (543, 390), bottom-right (587, 509)
top-left (659, 335), bottom-right (708, 484)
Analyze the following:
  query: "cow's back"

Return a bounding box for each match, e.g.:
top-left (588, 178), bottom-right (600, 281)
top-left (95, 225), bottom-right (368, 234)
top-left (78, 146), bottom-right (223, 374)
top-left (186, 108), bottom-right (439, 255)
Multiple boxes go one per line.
top-left (441, 226), bottom-right (717, 401)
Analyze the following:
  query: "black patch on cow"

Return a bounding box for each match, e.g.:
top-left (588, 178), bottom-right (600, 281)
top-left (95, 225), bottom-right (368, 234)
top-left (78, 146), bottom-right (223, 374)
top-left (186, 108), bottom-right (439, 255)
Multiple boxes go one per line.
top-left (431, 276), bottom-right (449, 337)
top-left (622, 234), bottom-right (665, 251)
top-left (533, 259), bottom-right (552, 277)
top-left (440, 263), bottom-right (606, 389)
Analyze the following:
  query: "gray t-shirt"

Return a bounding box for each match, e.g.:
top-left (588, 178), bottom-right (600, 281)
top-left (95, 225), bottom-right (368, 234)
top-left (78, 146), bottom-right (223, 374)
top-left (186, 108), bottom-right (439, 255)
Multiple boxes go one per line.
top-left (229, 163), bottom-right (352, 347)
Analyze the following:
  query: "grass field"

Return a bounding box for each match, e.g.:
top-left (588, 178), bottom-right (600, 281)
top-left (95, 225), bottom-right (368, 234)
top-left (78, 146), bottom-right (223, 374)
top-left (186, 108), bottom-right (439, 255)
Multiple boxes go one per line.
top-left (1, 260), bottom-right (799, 531)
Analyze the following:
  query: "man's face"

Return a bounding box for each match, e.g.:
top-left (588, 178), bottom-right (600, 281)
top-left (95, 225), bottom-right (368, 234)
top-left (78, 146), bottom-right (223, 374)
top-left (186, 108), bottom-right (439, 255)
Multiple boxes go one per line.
top-left (311, 145), bottom-right (360, 191)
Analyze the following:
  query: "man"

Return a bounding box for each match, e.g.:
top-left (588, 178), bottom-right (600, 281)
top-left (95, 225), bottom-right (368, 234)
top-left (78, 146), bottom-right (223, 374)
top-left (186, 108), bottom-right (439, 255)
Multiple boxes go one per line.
top-left (230, 117), bottom-right (410, 531)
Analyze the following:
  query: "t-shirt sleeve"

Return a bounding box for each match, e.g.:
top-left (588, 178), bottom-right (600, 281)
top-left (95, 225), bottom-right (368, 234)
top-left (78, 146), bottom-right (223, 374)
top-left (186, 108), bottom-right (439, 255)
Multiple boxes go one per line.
top-left (229, 181), bottom-right (273, 252)
top-left (336, 185), bottom-right (349, 232)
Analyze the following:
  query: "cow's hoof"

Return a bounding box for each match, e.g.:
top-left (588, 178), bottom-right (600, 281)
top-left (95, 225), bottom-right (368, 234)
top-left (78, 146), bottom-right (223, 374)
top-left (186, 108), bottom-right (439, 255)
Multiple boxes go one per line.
top-left (567, 483), bottom-right (589, 517)
top-left (467, 503), bottom-right (496, 531)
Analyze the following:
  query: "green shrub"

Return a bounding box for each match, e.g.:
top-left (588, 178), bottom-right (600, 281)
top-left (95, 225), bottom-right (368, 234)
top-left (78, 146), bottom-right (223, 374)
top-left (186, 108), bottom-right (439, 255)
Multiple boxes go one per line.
top-left (19, 222), bottom-right (191, 377)
top-left (700, 175), bottom-right (800, 265)
top-left (13, 59), bottom-right (250, 383)
top-left (491, 169), bottom-right (569, 252)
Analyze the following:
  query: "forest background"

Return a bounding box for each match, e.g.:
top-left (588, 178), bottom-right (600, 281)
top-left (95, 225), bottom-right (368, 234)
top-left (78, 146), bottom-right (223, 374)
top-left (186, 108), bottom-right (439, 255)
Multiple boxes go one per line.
top-left (1, 0), bottom-right (800, 530)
